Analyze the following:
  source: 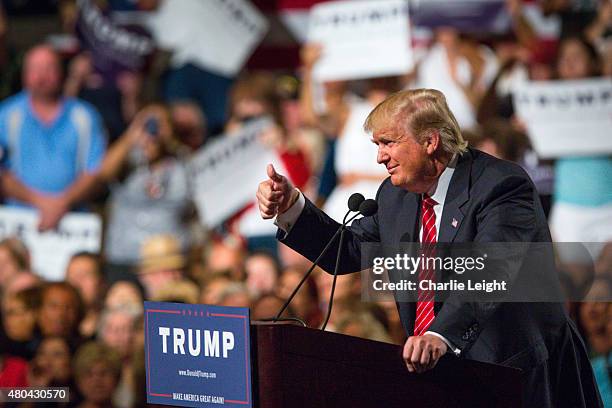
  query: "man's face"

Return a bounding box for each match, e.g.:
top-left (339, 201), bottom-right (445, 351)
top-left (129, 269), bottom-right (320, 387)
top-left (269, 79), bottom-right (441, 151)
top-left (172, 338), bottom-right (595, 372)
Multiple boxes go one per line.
top-left (373, 127), bottom-right (432, 193)
top-left (23, 47), bottom-right (62, 99)
top-left (39, 286), bottom-right (79, 337)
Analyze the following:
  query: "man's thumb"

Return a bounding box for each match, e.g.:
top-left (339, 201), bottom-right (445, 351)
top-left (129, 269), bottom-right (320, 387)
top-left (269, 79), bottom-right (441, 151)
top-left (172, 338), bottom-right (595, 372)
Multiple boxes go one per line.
top-left (267, 164), bottom-right (284, 183)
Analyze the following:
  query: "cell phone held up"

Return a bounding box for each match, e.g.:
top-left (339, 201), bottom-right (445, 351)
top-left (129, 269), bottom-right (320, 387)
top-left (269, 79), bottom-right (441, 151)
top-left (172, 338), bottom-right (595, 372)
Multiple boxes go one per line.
top-left (144, 117), bottom-right (160, 139)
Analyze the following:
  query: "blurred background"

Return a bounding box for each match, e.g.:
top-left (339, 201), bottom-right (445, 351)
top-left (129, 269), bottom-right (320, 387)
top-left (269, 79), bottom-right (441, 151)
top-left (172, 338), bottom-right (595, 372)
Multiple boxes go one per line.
top-left (0, 0), bottom-right (610, 406)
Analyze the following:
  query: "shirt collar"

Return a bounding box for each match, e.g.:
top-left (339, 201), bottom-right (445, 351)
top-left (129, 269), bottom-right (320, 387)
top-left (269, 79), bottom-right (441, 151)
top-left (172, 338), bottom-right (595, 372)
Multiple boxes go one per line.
top-left (426, 154), bottom-right (457, 205)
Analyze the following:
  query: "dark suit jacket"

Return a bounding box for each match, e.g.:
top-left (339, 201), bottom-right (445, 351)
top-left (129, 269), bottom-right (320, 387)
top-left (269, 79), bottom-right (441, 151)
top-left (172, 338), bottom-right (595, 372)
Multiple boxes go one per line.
top-left (281, 148), bottom-right (602, 408)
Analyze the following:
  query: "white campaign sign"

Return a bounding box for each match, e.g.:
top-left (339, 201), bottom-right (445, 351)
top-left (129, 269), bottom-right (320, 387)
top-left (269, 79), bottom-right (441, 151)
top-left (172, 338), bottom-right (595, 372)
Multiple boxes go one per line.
top-left (0, 207), bottom-right (102, 281)
top-left (189, 119), bottom-right (285, 228)
top-left (307, 0), bottom-right (413, 81)
top-left (513, 78), bottom-right (612, 158)
top-left (148, 0), bottom-right (268, 76)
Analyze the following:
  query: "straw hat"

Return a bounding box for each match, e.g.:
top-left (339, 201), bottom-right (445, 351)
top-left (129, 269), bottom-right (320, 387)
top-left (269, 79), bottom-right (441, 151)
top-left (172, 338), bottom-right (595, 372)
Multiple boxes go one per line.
top-left (139, 235), bottom-right (186, 274)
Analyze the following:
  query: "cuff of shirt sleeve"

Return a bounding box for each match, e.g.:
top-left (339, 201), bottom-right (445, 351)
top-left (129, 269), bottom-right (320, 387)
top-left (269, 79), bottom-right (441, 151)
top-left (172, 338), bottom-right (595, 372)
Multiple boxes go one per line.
top-left (273, 189), bottom-right (305, 236)
top-left (425, 331), bottom-right (461, 356)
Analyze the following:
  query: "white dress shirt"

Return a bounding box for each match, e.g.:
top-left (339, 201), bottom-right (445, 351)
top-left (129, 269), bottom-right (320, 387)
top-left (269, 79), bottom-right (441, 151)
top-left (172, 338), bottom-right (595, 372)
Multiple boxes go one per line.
top-left (418, 156), bottom-right (461, 356)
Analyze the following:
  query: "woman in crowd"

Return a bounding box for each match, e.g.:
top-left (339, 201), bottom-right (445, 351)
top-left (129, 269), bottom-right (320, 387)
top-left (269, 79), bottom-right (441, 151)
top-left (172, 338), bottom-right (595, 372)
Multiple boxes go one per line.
top-left (579, 278), bottom-right (612, 355)
top-left (74, 341), bottom-right (122, 408)
top-left (98, 306), bottom-right (142, 408)
top-left (1, 287), bottom-right (40, 358)
top-left (66, 252), bottom-right (106, 338)
top-left (21, 336), bottom-right (78, 406)
top-left (27, 337), bottom-right (73, 389)
top-left (299, 43), bottom-right (391, 221)
top-left (415, 28), bottom-right (498, 130)
top-left (225, 72), bottom-right (311, 191)
top-left (100, 104), bottom-right (195, 276)
top-left (576, 278), bottom-right (612, 404)
top-left (104, 280), bottom-right (145, 312)
top-left (223, 72), bottom-right (311, 254)
top-left (0, 291), bottom-right (37, 388)
top-left (549, 36), bottom-right (612, 263)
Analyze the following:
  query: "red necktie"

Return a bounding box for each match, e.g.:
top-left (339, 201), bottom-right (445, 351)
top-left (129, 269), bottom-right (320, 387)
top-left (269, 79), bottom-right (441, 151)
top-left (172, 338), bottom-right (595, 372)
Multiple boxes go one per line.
top-left (414, 194), bottom-right (437, 336)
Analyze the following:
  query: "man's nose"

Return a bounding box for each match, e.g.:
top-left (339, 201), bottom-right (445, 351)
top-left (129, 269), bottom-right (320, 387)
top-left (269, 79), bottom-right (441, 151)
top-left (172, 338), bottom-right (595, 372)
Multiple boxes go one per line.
top-left (377, 146), bottom-right (389, 164)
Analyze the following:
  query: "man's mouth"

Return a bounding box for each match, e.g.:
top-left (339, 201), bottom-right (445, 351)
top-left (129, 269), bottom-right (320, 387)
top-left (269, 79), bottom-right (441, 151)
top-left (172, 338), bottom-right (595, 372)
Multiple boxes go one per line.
top-left (387, 165), bottom-right (397, 174)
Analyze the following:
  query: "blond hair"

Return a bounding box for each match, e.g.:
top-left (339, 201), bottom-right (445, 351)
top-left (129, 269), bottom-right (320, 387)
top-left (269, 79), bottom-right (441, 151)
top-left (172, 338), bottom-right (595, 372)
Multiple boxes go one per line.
top-left (364, 89), bottom-right (467, 156)
top-left (73, 341), bottom-right (122, 381)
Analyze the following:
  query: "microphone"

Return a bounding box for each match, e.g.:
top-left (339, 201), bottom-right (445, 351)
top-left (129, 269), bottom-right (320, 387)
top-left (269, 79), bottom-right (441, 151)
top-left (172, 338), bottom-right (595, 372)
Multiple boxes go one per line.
top-left (320, 198), bottom-right (378, 331)
top-left (273, 193), bottom-right (367, 323)
top-left (358, 199), bottom-right (378, 217)
top-left (348, 193), bottom-right (365, 212)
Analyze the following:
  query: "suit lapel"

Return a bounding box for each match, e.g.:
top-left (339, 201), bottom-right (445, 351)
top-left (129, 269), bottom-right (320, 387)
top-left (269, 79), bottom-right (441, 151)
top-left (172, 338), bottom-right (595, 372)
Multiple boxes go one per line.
top-left (395, 192), bottom-right (420, 334)
top-left (438, 150), bottom-right (473, 243)
top-left (398, 192), bottom-right (420, 243)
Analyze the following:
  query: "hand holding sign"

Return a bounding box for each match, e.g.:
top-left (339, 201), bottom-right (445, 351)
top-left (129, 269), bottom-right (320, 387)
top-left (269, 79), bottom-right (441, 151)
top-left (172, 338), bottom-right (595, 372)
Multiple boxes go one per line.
top-left (33, 194), bottom-right (69, 232)
top-left (257, 164), bottom-right (298, 219)
top-left (300, 43), bottom-right (323, 70)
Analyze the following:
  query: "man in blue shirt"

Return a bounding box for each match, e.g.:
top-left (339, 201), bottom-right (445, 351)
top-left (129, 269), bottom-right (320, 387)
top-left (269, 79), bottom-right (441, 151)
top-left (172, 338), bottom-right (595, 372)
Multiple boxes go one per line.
top-left (0, 45), bottom-right (106, 231)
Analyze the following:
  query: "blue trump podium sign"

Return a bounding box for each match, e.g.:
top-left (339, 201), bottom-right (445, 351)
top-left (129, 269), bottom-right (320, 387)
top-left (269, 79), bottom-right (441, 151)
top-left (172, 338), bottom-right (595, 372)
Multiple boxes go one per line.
top-left (144, 302), bottom-right (252, 407)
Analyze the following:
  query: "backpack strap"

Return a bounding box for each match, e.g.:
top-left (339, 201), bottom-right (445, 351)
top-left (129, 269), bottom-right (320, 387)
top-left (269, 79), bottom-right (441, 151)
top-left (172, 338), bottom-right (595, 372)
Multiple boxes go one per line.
top-left (7, 108), bottom-right (24, 170)
top-left (70, 105), bottom-right (92, 175)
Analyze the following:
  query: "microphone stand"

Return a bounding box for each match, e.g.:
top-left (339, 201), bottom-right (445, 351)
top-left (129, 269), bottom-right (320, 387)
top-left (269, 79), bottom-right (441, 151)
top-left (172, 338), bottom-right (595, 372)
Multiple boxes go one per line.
top-left (273, 210), bottom-right (362, 323)
top-left (320, 200), bottom-right (377, 330)
top-left (320, 213), bottom-right (349, 330)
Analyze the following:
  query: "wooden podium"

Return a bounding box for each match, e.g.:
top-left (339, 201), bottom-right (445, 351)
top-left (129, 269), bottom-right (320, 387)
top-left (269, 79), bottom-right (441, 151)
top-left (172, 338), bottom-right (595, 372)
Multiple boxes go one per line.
top-left (251, 324), bottom-right (523, 408)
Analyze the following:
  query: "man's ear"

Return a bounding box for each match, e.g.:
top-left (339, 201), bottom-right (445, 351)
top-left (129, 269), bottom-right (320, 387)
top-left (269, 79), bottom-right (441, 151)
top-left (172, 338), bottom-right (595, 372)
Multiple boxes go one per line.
top-left (424, 130), bottom-right (440, 155)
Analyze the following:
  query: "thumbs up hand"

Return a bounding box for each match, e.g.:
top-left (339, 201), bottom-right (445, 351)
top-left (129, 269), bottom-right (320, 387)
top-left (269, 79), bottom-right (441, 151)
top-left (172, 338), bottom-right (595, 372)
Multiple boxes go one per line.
top-left (257, 164), bottom-right (299, 219)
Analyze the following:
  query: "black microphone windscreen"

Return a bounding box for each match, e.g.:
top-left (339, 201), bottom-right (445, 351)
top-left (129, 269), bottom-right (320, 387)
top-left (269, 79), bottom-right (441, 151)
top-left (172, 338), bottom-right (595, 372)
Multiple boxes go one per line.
top-left (347, 193), bottom-right (365, 211)
top-left (359, 199), bottom-right (378, 216)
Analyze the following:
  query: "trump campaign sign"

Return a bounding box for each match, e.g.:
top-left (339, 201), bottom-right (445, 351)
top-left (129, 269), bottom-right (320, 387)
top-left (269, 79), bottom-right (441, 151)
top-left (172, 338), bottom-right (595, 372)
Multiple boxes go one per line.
top-left (307, 0), bottom-right (414, 81)
top-left (0, 206), bottom-right (102, 281)
top-left (513, 78), bottom-right (612, 158)
top-left (188, 118), bottom-right (285, 228)
top-left (145, 302), bottom-right (252, 408)
top-left (148, 0), bottom-right (268, 77)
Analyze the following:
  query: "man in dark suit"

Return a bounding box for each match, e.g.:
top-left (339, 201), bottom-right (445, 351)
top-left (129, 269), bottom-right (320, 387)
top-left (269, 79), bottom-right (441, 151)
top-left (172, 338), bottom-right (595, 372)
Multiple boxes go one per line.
top-left (256, 89), bottom-right (602, 407)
